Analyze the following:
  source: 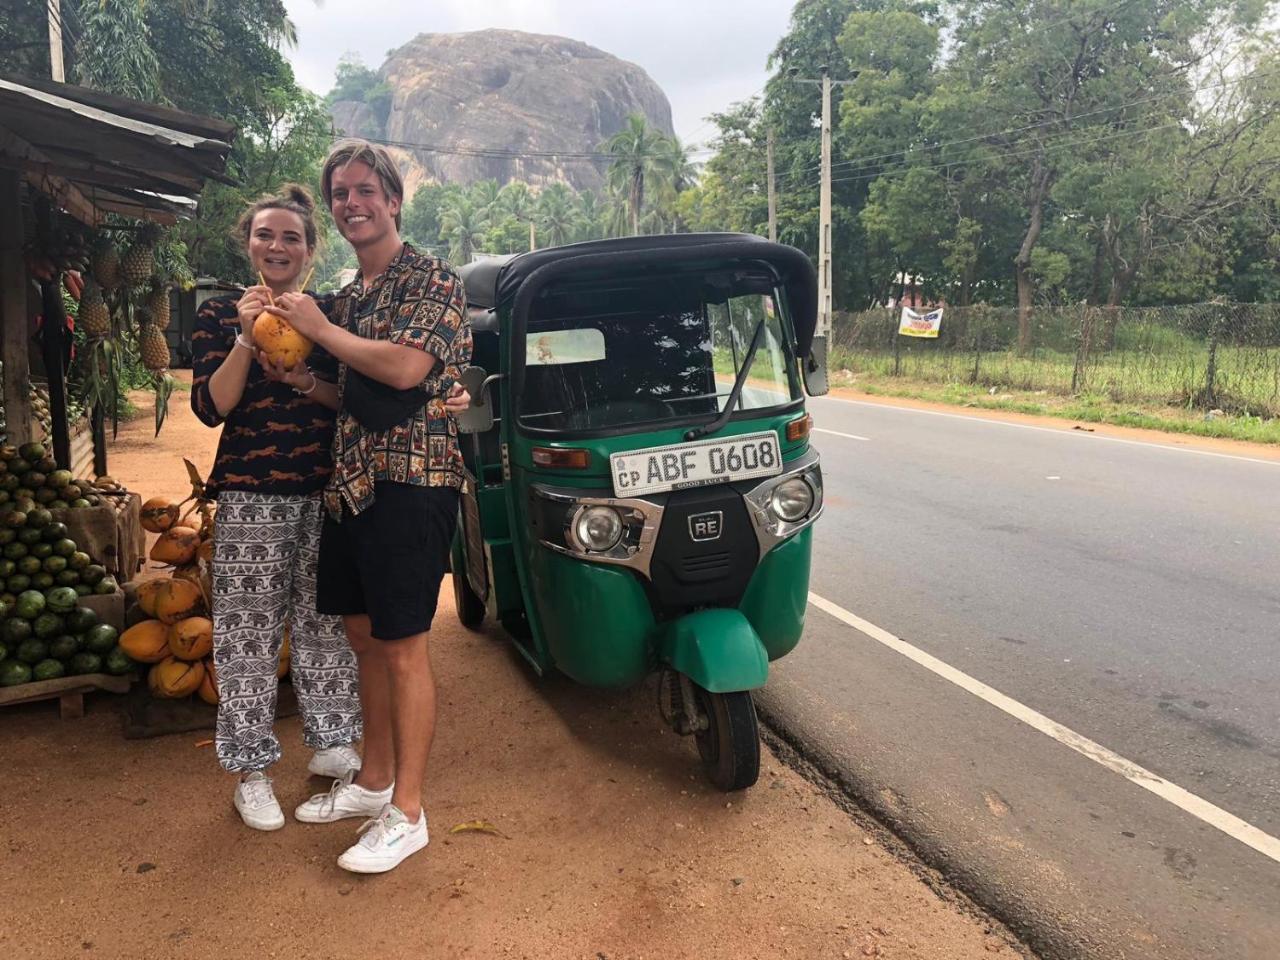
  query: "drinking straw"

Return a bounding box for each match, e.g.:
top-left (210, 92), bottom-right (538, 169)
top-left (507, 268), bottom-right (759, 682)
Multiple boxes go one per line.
top-left (300, 267), bottom-right (315, 292)
top-left (258, 270), bottom-right (275, 307)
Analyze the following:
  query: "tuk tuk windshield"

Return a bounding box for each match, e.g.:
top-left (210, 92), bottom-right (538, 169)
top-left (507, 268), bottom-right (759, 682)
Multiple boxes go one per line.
top-left (518, 275), bottom-right (800, 434)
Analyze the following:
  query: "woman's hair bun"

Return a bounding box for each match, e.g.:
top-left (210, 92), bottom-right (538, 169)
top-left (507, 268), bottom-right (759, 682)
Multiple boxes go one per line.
top-left (282, 183), bottom-right (315, 212)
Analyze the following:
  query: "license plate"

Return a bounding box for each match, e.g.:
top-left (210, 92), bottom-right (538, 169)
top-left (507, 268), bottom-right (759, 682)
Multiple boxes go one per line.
top-left (611, 431), bottom-right (782, 497)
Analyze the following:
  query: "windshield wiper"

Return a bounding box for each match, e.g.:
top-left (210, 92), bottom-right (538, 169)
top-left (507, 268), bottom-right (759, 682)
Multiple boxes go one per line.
top-left (684, 311), bottom-right (768, 442)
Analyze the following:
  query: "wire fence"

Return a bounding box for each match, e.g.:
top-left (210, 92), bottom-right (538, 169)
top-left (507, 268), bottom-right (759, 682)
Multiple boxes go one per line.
top-left (830, 303), bottom-right (1280, 418)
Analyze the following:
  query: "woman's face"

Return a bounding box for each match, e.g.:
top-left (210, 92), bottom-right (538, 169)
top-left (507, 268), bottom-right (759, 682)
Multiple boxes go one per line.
top-left (248, 208), bottom-right (311, 287)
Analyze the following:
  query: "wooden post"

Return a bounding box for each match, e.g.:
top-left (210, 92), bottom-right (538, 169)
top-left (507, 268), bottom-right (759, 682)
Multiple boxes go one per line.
top-left (766, 128), bottom-right (777, 242)
top-left (40, 276), bottom-right (71, 468)
top-left (47, 0), bottom-right (66, 83)
top-left (0, 171), bottom-right (34, 445)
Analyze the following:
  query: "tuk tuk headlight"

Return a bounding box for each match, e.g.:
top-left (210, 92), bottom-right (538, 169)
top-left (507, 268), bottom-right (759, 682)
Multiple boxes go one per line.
top-left (770, 477), bottom-right (813, 522)
top-left (574, 505), bottom-right (624, 552)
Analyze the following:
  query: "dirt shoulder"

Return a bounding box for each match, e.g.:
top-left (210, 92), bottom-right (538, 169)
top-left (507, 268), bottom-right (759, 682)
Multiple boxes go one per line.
top-left (1, 377), bottom-right (1029, 960)
top-left (825, 384), bottom-right (1280, 462)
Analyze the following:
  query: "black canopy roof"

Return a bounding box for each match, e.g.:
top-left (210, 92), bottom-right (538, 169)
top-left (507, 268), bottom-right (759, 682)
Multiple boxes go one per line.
top-left (458, 233), bottom-right (819, 357)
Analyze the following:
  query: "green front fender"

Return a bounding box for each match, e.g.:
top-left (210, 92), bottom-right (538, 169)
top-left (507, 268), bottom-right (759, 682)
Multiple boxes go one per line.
top-left (656, 608), bottom-right (769, 694)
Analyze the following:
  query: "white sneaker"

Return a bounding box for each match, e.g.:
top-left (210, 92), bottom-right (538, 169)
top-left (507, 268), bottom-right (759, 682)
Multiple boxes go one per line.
top-left (308, 744), bottom-right (362, 779)
top-left (234, 772), bottom-right (285, 831)
top-left (294, 771), bottom-right (393, 824)
top-left (337, 803), bottom-right (429, 874)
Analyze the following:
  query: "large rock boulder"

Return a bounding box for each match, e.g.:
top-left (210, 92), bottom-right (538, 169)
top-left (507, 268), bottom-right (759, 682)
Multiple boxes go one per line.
top-left (331, 29), bottom-right (674, 194)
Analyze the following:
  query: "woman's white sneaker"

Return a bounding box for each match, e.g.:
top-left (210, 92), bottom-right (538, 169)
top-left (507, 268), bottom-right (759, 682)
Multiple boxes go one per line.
top-left (234, 772), bottom-right (285, 831)
top-left (308, 744), bottom-right (362, 779)
top-left (294, 772), bottom-right (393, 824)
top-left (337, 803), bottom-right (428, 874)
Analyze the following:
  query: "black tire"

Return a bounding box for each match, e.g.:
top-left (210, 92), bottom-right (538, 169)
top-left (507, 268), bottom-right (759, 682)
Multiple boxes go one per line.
top-left (450, 545), bottom-right (485, 631)
top-left (694, 687), bottom-right (760, 791)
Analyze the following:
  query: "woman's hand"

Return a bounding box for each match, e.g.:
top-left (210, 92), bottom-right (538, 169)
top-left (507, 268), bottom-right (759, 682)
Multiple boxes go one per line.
top-left (444, 381), bottom-right (471, 414)
top-left (259, 354), bottom-right (318, 393)
top-left (236, 285), bottom-right (272, 341)
top-left (264, 291), bottom-right (330, 340)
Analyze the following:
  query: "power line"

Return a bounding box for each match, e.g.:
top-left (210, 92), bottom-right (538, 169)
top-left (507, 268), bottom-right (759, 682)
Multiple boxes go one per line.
top-left (777, 65), bottom-right (1278, 189)
top-left (822, 120), bottom-right (1187, 189)
top-left (355, 134), bottom-right (714, 164)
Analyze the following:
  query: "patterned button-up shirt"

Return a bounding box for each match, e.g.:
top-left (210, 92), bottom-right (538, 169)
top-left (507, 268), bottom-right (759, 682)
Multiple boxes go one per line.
top-left (324, 244), bottom-right (472, 518)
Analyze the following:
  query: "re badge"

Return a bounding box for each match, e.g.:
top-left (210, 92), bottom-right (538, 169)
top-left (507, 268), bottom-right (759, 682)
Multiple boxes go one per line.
top-left (687, 511), bottom-right (723, 542)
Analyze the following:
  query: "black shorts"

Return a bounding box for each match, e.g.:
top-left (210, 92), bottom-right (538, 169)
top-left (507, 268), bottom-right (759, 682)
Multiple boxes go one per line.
top-left (316, 482), bottom-right (460, 641)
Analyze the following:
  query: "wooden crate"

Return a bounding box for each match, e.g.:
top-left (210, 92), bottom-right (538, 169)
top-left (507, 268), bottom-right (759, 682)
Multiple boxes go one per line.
top-left (0, 673), bottom-right (131, 719)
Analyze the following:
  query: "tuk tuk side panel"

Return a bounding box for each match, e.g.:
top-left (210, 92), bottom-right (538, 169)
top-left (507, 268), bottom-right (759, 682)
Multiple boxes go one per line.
top-left (739, 526), bottom-right (813, 661)
top-left (526, 547), bottom-right (656, 687)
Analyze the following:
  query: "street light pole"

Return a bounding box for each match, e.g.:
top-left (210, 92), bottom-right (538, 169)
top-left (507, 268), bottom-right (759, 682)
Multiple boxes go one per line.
top-left (789, 66), bottom-right (857, 343)
top-left (47, 0), bottom-right (65, 82)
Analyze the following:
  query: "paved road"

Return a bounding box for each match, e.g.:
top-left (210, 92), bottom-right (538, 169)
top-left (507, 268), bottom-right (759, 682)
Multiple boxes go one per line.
top-left (758, 397), bottom-right (1280, 960)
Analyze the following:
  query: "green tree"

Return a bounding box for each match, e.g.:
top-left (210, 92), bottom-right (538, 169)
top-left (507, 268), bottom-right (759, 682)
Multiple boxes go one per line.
top-left (535, 183), bottom-right (579, 247)
top-left (496, 181), bottom-right (538, 250)
top-left (439, 198), bottom-right (490, 265)
top-left (602, 114), bottom-right (677, 235)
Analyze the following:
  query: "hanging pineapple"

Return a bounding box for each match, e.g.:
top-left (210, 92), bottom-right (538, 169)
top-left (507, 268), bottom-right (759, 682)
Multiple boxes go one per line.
top-left (79, 278), bottom-right (111, 339)
top-left (145, 279), bottom-right (172, 330)
top-left (90, 238), bottom-right (121, 292)
top-left (140, 323), bottom-right (171, 372)
top-left (122, 223), bottom-right (162, 287)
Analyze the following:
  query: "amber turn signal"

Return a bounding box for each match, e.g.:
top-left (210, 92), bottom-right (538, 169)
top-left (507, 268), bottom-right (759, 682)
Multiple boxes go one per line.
top-left (532, 447), bottom-right (591, 469)
top-left (786, 415), bottom-right (812, 442)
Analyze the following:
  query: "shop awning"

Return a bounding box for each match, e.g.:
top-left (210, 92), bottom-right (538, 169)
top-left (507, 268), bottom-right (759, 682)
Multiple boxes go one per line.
top-left (0, 75), bottom-right (236, 225)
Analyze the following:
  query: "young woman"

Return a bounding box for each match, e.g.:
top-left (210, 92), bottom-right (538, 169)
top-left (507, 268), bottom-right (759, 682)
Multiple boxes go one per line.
top-left (190, 185), bottom-right (363, 831)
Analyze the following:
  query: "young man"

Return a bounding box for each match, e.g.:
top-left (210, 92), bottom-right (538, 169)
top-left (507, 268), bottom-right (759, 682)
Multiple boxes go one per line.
top-left (262, 139), bottom-right (472, 873)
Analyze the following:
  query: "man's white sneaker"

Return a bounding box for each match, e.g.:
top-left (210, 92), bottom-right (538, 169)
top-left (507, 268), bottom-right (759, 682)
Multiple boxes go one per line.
top-left (234, 772), bottom-right (285, 831)
top-left (308, 744), bottom-right (362, 779)
top-left (294, 772), bottom-right (393, 824)
top-left (337, 803), bottom-right (428, 874)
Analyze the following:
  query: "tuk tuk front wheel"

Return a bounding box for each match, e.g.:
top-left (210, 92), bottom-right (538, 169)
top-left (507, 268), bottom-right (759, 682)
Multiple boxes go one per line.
top-left (451, 569), bottom-right (485, 630)
top-left (693, 686), bottom-right (760, 792)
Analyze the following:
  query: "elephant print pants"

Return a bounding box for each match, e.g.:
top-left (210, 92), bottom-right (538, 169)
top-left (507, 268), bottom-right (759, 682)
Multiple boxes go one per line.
top-left (212, 491), bottom-right (361, 773)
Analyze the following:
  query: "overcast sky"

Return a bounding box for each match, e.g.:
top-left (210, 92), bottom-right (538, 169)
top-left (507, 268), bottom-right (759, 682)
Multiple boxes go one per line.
top-left (281, 0), bottom-right (794, 150)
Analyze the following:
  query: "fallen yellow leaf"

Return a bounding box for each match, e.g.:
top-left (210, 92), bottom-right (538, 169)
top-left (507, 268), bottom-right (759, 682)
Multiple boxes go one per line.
top-left (449, 819), bottom-right (509, 839)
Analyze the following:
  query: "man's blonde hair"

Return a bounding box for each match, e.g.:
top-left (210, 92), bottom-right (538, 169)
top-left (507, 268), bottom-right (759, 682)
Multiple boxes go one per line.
top-left (320, 138), bottom-right (405, 229)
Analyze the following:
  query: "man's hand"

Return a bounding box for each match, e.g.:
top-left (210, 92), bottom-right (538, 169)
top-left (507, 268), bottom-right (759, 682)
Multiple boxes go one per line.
top-left (444, 381), bottom-right (470, 414)
top-left (236, 285), bottom-right (272, 340)
top-left (265, 291), bottom-right (331, 341)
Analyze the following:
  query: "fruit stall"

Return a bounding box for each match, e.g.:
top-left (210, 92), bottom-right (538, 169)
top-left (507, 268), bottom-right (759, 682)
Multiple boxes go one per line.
top-left (0, 76), bottom-right (233, 716)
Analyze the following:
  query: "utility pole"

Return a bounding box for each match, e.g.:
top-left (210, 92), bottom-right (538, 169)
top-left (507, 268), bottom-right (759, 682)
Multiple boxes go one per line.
top-left (789, 65), bottom-right (857, 343)
top-left (47, 0), bottom-right (65, 82)
top-left (766, 128), bottom-right (777, 242)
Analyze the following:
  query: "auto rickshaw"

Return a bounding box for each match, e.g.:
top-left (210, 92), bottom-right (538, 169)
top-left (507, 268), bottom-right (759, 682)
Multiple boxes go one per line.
top-left (452, 233), bottom-right (827, 791)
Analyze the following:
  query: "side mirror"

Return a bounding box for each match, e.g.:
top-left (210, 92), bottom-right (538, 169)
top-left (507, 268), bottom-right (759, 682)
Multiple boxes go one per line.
top-left (455, 365), bottom-right (501, 434)
top-left (802, 336), bottom-right (829, 397)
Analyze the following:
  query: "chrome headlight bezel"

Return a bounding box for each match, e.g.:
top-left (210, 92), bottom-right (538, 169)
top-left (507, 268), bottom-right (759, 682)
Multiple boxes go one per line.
top-left (744, 450), bottom-right (823, 552)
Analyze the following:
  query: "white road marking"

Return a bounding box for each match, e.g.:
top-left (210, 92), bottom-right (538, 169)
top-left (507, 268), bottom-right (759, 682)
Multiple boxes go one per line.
top-left (814, 427), bottom-right (871, 442)
top-left (812, 397), bottom-right (1280, 467)
top-left (1046, 476), bottom-right (1061, 480)
top-left (807, 591), bottom-right (1280, 866)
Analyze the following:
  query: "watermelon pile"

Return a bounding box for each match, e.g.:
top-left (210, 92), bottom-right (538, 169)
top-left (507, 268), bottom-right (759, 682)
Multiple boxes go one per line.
top-left (0, 441), bottom-right (129, 687)
top-left (0, 588), bottom-right (124, 686)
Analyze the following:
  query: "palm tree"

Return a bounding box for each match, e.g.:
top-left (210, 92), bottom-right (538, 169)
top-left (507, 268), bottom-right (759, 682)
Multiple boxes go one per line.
top-left (574, 190), bottom-right (604, 242)
top-left (649, 136), bottom-right (700, 234)
top-left (497, 181), bottom-right (538, 250)
top-left (439, 198), bottom-right (490, 265)
top-left (601, 183), bottom-right (632, 239)
top-left (468, 180), bottom-right (502, 218)
top-left (601, 114), bottom-right (677, 236)
top-left (535, 183), bottom-right (580, 248)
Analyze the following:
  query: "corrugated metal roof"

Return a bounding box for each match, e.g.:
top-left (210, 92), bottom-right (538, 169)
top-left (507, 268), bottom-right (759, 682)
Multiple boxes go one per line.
top-left (0, 74), bottom-right (235, 225)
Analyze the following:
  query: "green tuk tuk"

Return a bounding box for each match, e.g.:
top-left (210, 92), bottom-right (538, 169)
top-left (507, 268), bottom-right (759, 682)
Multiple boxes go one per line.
top-left (452, 233), bottom-right (827, 791)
